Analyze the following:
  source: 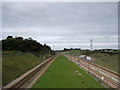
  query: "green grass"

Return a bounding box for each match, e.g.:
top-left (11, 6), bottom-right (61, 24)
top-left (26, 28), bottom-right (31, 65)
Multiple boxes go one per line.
top-left (64, 50), bottom-right (81, 56)
top-left (65, 50), bottom-right (118, 73)
top-left (33, 55), bottom-right (104, 88)
top-left (90, 53), bottom-right (118, 72)
top-left (0, 54), bottom-right (2, 88)
top-left (2, 53), bottom-right (47, 86)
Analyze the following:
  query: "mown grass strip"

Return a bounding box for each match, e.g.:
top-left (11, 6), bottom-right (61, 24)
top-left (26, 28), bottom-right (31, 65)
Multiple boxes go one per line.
top-left (33, 55), bottom-right (104, 88)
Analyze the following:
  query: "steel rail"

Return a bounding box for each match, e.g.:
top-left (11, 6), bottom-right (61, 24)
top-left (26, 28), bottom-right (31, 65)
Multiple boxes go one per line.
top-left (3, 55), bottom-right (56, 89)
top-left (66, 55), bottom-right (120, 88)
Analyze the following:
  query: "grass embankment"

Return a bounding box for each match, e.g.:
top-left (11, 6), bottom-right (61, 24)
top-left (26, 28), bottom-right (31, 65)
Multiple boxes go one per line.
top-left (0, 51), bottom-right (2, 87)
top-left (65, 50), bottom-right (118, 73)
top-left (89, 53), bottom-right (118, 72)
top-left (2, 53), bottom-right (49, 86)
top-left (64, 50), bottom-right (81, 56)
top-left (33, 55), bottom-right (104, 88)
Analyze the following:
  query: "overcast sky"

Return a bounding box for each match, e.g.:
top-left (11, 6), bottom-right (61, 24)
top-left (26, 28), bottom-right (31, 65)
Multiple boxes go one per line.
top-left (2, 2), bottom-right (118, 50)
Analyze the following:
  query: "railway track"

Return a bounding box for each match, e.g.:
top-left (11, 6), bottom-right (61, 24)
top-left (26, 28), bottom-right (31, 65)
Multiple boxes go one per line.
top-left (3, 55), bottom-right (56, 89)
top-left (65, 54), bottom-right (120, 88)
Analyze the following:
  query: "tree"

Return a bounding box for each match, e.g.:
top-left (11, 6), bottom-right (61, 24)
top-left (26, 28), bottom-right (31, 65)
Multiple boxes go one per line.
top-left (2, 36), bottom-right (54, 56)
top-left (15, 37), bottom-right (23, 40)
top-left (7, 36), bottom-right (13, 39)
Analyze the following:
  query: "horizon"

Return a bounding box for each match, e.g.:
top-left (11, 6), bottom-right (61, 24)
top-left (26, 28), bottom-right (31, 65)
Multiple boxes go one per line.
top-left (2, 2), bottom-right (118, 50)
top-left (1, 36), bottom-right (119, 50)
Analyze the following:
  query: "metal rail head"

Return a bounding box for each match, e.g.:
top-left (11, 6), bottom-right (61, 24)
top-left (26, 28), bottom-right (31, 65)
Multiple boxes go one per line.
top-left (66, 55), bottom-right (120, 88)
top-left (3, 55), bottom-right (56, 89)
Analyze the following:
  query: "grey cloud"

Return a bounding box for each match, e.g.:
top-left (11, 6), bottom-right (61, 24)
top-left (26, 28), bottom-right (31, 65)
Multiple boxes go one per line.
top-left (2, 2), bottom-right (118, 50)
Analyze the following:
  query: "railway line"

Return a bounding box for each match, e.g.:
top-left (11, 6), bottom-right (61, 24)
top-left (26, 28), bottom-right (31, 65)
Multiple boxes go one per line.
top-left (2, 54), bottom-right (119, 89)
top-left (65, 54), bottom-right (120, 88)
top-left (3, 55), bottom-right (56, 89)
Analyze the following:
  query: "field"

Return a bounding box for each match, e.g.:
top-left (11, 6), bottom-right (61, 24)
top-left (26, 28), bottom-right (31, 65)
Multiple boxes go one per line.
top-left (2, 53), bottom-right (49, 86)
top-left (64, 50), bottom-right (118, 73)
top-left (33, 55), bottom-right (104, 88)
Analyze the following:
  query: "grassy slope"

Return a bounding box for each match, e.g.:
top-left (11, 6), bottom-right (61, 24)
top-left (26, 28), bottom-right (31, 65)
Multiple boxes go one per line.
top-left (90, 53), bottom-right (118, 72)
top-left (64, 50), bottom-right (81, 56)
top-left (0, 54), bottom-right (1, 87)
top-left (33, 55), bottom-right (104, 88)
top-left (65, 50), bottom-right (118, 72)
top-left (2, 53), bottom-right (46, 86)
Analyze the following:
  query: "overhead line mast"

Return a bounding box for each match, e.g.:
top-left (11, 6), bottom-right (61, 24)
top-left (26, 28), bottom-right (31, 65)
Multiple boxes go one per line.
top-left (90, 39), bottom-right (93, 61)
top-left (90, 39), bottom-right (93, 51)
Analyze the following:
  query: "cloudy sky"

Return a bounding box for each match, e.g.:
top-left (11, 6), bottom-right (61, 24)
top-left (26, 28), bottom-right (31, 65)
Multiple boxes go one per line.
top-left (2, 2), bottom-right (118, 50)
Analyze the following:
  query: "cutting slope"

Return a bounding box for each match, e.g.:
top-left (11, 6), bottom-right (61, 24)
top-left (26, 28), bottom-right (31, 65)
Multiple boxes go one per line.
top-left (3, 53), bottom-right (47, 86)
top-left (65, 50), bottom-right (118, 72)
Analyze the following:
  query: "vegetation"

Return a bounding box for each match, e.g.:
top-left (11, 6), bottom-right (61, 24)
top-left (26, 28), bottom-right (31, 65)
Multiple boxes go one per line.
top-left (1, 36), bottom-right (55, 86)
top-left (64, 49), bottom-right (119, 73)
top-left (88, 53), bottom-right (118, 73)
top-left (0, 53), bottom-right (1, 88)
top-left (1, 36), bottom-right (55, 56)
top-left (33, 55), bottom-right (104, 88)
top-left (63, 48), bottom-right (81, 51)
top-left (64, 50), bottom-right (81, 56)
top-left (2, 53), bottom-right (50, 86)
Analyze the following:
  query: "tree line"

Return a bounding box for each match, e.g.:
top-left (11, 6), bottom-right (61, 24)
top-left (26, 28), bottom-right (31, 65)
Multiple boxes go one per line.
top-left (63, 48), bottom-right (81, 51)
top-left (80, 49), bottom-right (120, 56)
top-left (1, 36), bottom-right (55, 56)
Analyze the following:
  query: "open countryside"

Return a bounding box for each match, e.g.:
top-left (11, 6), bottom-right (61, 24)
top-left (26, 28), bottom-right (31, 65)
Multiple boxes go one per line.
top-left (1, 2), bottom-right (119, 89)
top-left (1, 36), bottom-right (120, 88)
